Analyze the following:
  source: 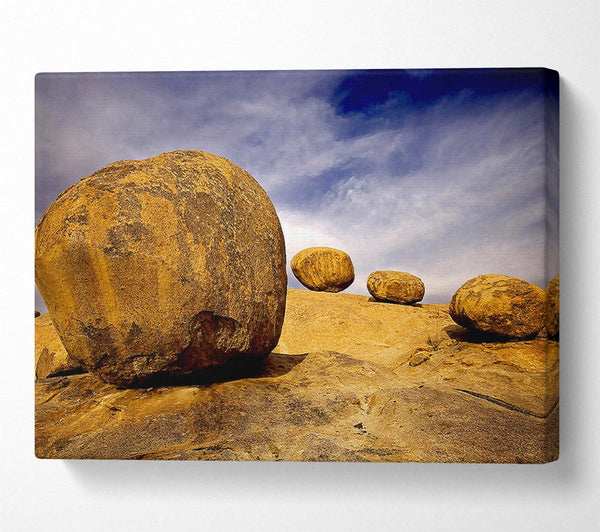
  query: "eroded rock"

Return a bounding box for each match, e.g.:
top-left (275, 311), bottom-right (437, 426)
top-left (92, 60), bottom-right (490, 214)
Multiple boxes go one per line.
top-left (35, 150), bottom-right (287, 385)
top-left (367, 270), bottom-right (425, 304)
top-left (291, 247), bottom-right (354, 292)
top-left (449, 274), bottom-right (546, 339)
top-left (545, 275), bottom-right (559, 339)
top-left (35, 313), bottom-right (84, 379)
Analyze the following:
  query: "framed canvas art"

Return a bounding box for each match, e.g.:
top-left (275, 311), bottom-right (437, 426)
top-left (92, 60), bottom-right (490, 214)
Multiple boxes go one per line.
top-left (34, 68), bottom-right (559, 462)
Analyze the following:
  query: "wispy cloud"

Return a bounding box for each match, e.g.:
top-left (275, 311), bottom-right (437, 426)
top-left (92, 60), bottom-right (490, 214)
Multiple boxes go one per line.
top-left (35, 70), bottom-right (556, 312)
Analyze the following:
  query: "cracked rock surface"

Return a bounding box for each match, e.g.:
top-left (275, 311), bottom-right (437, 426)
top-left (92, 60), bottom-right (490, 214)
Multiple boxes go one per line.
top-left (36, 289), bottom-right (558, 462)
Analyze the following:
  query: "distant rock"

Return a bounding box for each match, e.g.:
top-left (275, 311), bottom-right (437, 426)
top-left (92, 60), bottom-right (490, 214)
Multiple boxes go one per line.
top-left (545, 275), bottom-right (559, 339)
top-left (35, 310), bottom-right (40, 318)
top-left (291, 247), bottom-right (354, 292)
top-left (35, 314), bottom-right (84, 379)
top-left (35, 150), bottom-right (287, 386)
top-left (449, 274), bottom-right (546, 338)
top-left (367, 271), bottom-right (425, 304)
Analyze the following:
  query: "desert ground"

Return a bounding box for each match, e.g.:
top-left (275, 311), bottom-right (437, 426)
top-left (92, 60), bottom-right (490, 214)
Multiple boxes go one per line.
top-left (35, 288), bottom-right (558, 463)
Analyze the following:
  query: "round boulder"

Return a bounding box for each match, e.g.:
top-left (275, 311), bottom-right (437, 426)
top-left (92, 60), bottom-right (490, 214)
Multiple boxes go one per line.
top-left (35, 150), bottom-right (287, 386)
top-left (449, 274), bottom-right (545, 338)
top-left (367, 271), bottom-right (424, 304)
top-left (291, 247), bottom-right (354, 292)
top-left (545, 275), bottom-right (559, 339)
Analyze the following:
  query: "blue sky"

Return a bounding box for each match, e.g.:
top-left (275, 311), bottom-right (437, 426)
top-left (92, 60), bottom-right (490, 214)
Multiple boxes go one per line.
top-left (35, 69), bottom-right (558, 310)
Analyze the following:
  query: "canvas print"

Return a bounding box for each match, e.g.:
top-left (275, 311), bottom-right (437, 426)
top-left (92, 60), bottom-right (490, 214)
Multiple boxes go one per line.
top-left (34, 68), bottom-right (559, 462)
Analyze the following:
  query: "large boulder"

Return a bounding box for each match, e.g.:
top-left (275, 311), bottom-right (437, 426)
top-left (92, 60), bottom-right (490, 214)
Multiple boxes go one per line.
top-left (35, 150), bottom-right (287, 386)
top-left (449, 274), bottom-right (545, 338)
top-left (290, 247), bottom-right (354, 292)
top-left (367, 271), bottom-right (425, 304)
top-left (545, 275), bottom-right (559, 339)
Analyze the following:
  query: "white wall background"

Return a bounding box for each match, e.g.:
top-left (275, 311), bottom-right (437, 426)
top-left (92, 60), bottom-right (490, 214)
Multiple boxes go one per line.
top-left (1, 1), bottom-right (598, 530)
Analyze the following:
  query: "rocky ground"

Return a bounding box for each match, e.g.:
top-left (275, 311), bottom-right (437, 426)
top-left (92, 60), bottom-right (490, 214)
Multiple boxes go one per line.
top-left (35, 289), bottom-right (559, 462)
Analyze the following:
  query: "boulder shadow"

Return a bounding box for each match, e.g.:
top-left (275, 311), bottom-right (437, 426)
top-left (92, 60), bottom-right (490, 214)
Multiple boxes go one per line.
top-left (444, 324), bottom-right (540, 345)
top-left (121, 352), bottom-right (308, 389)
top-left (367, 297), bottom-right (423, 307)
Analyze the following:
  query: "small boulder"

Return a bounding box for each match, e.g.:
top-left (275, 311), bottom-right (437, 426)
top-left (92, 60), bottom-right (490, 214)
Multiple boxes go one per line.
top-left (291, 247), bottom-right (354, 292)
top-left (449, 274), bottom-right (545, 338)
top-left (35, 150), bottom-right (287, 386)
top-left (367, 271), bottom-right (424, 304)
top-left (545, 275), bottom-right (559, 339)
top-left (35, 314), bottom-right (84, 379)
top-left (35, 310), bottom-right (40, 318)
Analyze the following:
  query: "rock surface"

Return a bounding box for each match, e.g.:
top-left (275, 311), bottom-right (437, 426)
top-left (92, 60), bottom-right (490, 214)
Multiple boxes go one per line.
top-left (291, 247), bottom-right (354, 292)
top-left (35, 151), bottom-right (287, 386)
top-left (367, 270), bottom-right (425, 304)
top-left (36, 289), bottom-right (558, 462)
top-left (35, 314), bottom-right (84, 379)
top-left (545, 275), bottom-right (559, 339)
top-left (449, 274), bottom-right (546, 339)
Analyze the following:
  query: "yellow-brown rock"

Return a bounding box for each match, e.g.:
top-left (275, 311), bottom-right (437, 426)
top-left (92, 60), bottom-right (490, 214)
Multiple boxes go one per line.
top-left (35, 150), bottom-right (287, 386)
top-left (367, 270), bottom-right (425, 304)
top-left (545, 275), bottom-right (559, 338)
top-left (449, 274), bottom-right (545, 339)
top-left (35, 313), bottom-right (84, 379)
top-left (35, 289), bottom-right (558, 463)
top-left (290, 247), bottom-right (354, 292)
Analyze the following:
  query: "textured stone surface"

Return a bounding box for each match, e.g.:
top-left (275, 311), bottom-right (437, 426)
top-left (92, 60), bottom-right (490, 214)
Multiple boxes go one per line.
top-left (36, 289), bottom-right (558, 462)
top-left (449, 274), bottom-right (546, 339)
top-left (35, 314), bottom-right (84, 379)
top-left (367, 270), bottom-right (425, 304)
top-left (545, 275), bottom-right (559, 339)
top-left (35, 150), bottom-right (287, 385)
top-left (290, 247), bottom-right (354, 292)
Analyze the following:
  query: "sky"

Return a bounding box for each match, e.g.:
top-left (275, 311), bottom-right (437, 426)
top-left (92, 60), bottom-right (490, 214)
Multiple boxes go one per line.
top-left (35, 69), bottom-right (558, 311)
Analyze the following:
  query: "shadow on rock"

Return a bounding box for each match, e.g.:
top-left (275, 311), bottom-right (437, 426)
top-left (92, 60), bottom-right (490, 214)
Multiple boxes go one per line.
top-left (118, 352), bottom-right (309, 389)
top-left (444, 324), bottom-right (540, 345)
top-left (367, 296), bottom-right (423, 308)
